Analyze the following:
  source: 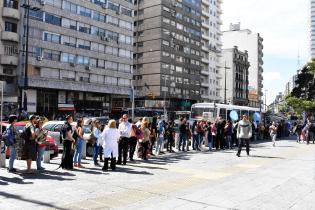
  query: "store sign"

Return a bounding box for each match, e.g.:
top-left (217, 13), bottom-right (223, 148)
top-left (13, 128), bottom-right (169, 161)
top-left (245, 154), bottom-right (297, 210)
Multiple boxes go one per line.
top-left (144, 100), bottom-right (169, 108)
top-left (58, 91), bottom-right (66, 104)
top-left (58, 104), bottom-right (75, 111)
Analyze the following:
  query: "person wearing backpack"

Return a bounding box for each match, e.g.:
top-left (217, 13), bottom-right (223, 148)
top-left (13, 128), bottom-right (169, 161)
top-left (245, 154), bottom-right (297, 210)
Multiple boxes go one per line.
top-left (24, 115), bottom-right (38, 174)
top-left (4, 115), bottom-right (18, 172)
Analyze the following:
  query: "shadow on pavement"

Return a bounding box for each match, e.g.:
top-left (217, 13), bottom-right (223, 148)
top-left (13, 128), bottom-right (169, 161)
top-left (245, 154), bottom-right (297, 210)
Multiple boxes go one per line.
top-left (0, 191), bottom-right (68, 210)
top-left (250, 155), bottom-right (285, 159)
top-left (19, 170), bottom-right (76, 181)
top-left (0, 176), bottom-right (33, 185)
top-left (113, 167), bottom-right (154, 175)
top-left (126, 163), bottom-right (168, 170)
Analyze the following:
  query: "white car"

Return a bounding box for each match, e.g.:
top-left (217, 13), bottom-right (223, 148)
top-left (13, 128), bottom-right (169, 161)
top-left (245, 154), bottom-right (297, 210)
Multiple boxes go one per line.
top-left (43, 121), bottom-right (94, 156)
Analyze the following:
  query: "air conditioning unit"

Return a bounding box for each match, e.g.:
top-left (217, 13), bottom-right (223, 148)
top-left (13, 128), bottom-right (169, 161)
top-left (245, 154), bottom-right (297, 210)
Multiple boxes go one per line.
top-left (69, 62), bottom-right (75, 67)
top-left (37, 56), bottom-right (43, 61)
top-left (40, 0), bottom-right (46, 5)
top-left (85, 66), bottom-right (90, 71)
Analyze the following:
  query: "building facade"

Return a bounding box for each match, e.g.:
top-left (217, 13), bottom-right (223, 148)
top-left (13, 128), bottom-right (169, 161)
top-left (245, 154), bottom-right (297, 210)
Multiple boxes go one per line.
top-left (200, 0), bottom-right (222, 102)
top-left (310, 0), bottom-right (315, 59)
top-left (18, 0), bottom-right (133, 118)
top-left (133, 0), bottom-right (202, 111)
top-left (1, 0), bottom-right (20, 117)
top-left (222, 23), bottom-right (263, 108)
top-left (221, 46), bottom-right (249, 106)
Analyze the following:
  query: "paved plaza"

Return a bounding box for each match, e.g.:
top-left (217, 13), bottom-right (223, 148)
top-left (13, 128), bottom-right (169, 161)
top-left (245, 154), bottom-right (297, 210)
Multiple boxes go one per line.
top-left (0, 138), bottom-right (315, 210)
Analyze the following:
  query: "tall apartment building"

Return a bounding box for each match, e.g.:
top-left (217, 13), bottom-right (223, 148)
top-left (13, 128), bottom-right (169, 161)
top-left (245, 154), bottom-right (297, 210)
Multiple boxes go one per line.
top-left (200, 0), bottom-right (222, 102)
top-left (222, 23), bottom-right (263, 108)
top-left (133, 0), bottom-right (202, 111)
top-left (221, 47), bottom-right (249, 106)
top-left (18, 0), bottom-right (133, 118)
top-left (1, 0), bottom-right (20, 116)
top-left (310, 0), bottom-right (315, 59)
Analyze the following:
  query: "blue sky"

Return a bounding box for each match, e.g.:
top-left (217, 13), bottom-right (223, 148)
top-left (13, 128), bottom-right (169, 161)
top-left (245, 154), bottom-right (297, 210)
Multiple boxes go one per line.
top-left (221, 0), bottom-right (309, 104)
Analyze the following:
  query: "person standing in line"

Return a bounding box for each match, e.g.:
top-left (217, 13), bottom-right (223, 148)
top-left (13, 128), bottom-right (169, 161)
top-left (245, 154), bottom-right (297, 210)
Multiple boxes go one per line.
top-left (60, 115), bottom-right (75, 170)
top-left (5, 115), bottom-right (18, 172)
top-left (139, 121), bottom-right (151, 160)
top-left (236, 115), bottom-right (252, 157)
top-left (156, 120), bottom-right (165, 155)
top-left (129, 120), bottom-right (138, 161)
top-left (206, 121), bottom-right (213, 151)
top-left (269, 122), bottom-right (278, 147)
top-left (149, 122), bottom-right (157, 156)
top-left (178, 118), bottom-right (187, 151)
top-left (303, 120), bottom-right (315, 145)
top-left (166, 120), bottom-right (175, 152)
top-left (186, 121), bottom-right (192, 151)
top-left (35, 119), bottom-right (48, 171)
top-left (24, 115), bottom-right (38, 174)
top-left (117, 114), bottom-right (131, 165)
top-left (73, 119), bottom-right (85, 168)
top-left (191, 121), bottom-right (198, 150)
top-left (92, 120), bottom-right (102, 166)
top-left (101, 120), bottom-right (120, 171)
top-left (211, 121), bottom-right (217, 150)
top-left (224, 120), bottom-right (233, 150)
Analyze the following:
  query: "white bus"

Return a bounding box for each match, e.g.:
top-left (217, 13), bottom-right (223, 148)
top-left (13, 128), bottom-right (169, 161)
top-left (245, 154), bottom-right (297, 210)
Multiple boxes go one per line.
top-left (190, 103), bottom-right (260, 122)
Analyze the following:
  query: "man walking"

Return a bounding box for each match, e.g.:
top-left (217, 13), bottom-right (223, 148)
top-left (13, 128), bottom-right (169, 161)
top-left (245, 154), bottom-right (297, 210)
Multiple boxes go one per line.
top-left (236, 115), bottom-right (252, 157)
top-left (118, 114), bottom-right (131, 165)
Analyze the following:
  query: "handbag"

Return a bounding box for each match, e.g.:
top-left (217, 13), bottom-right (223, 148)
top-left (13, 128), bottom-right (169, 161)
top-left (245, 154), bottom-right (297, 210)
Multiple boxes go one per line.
top-left (88, 132), bottom-right (97, 145)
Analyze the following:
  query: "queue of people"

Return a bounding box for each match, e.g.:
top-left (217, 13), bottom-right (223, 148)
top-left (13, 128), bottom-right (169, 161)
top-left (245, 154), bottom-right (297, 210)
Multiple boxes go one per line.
top-left (2, 113), bottom-right (315, 174)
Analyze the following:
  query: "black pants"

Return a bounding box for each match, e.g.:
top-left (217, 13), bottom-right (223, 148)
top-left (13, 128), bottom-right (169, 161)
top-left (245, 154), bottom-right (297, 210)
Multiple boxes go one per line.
top-left (117, 137), bottom-right (129, 164)
top-left (167, 136), bottom-right (174, 151)
top-left (216, 134), bottom-right (222, 149)
top-left (61, 140), bottom-right (73, 170)
top-left (237, 138), bottom-right (250, 155)
top-left (140, 141), bottom-right (149, 160)
top-left (129, 136), bottom-right (137, 160)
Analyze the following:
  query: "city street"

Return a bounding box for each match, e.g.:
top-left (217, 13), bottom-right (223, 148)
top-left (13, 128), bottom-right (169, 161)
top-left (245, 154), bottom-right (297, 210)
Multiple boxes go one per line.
top-left (0, 138), bottom-right (315, 210)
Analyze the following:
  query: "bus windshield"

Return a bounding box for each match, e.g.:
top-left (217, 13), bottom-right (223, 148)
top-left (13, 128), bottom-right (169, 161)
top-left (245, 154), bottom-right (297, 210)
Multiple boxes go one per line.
top-left (191, 107), bottom-right (215, 120)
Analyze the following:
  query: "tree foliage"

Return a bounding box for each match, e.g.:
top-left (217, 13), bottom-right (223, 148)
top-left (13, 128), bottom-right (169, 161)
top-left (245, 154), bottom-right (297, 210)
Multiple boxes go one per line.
top-left (285, 96), bottom-right (315, 115)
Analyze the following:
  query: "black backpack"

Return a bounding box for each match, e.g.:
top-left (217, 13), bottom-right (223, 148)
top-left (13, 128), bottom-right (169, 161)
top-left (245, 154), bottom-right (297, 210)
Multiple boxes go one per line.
top-left (20, 125), bottom-right (31, 142)
top-left (310, 124), bottom-right (315, 133)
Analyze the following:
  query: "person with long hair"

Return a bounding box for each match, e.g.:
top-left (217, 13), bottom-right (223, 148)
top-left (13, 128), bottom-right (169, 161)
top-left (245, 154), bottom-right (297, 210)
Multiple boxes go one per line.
top-left (129, 120), bottom-right (138, 161)
top-left (35, 119), bottom-right (48, 170)
top-left (139, 121), bottom-right (150, 160)
top-left (101, 120), bottom-right (119, 171)
top-left (74, 119), bottom-right (85, 168)
top-left (60, 115), bottom-right (75, 170)
top-left (92, 120), bottom-right (102, 166)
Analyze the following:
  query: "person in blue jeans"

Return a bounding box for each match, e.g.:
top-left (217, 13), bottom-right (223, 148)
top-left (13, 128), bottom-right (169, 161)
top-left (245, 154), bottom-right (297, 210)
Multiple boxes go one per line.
top-left (74, 119), bottom-right (85, 168)
top-left (35, 119), bottom-right (48, 170)
top-left (206, 122), bottom-right (213, 151)
top-left (92, 120), bottom-right (102, 166)
top-left (178, 118), bottom-right (187, 151)
top-left (191, 121), bottom-right (198, 150)
top-left (6, 115), bottom-right (18, 173)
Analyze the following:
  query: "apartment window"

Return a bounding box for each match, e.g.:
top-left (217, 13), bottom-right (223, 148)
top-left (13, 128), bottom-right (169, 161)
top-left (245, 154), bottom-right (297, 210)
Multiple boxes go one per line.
top-left (79, 6), bottom-right (91, 17)
top-left (162, 40), bottom-right (169, 46)
top-left (106, 30), bottom-right (119, 42)
top-left (43, 49), bottom-right (60, 61)
top-left (162, 17), bottom-right (170, 24)
top-left (29, 10), bottom-right (43, 20)
top-left (94, 0), bottom-right (106, 6)
top-left (119, 63), bottom-right (131, 73)
top-left (97, 59), bottom-right (105, 68)
top-left (93, 11), bottom-right (105, 22)
top-left (121, 6), bottom-right (132, 17)
top-left (78, 22), bottom-right (90, 34)
top-left (105, 61), bottom-right (118, 70)
top-left (77, 39), bottom-right (90, 50)
top-left (29, 27), bottom-right (42, 39)
top-left (90, 58), bottom-right (97, 67)
top-left (5, 22), bottom-right (17, 32)
top-left (120, 20), bottom-right (132, 30)
top-left (45, 0), bottom-right (62, 7)
top-left (62, 35), bottom-right (76, 47)
top-left (118, 78), bottom-right (130, 86)
top-left (107, 15), bottom-right (119, 26)
top-left (4, 0), bottom-right (19, 9)
top-left (63, 1), bottom-right (77, 13)
top-left (107, 1), bottom-right (119, 12)
top-left (61, 53), bottom-right (76, 63)
top-left (45, 13), bottom-right (61, 26)
top-left (44, 32), bottom-right (60, 44)
top-left (105, 76), bottom-right (117, 85)
top-left (77, 56), bottom-right (89, 65)
top-left (62, 18), bottom-right (77, 30)
top-left (119, 49), bottom-right (131, 58)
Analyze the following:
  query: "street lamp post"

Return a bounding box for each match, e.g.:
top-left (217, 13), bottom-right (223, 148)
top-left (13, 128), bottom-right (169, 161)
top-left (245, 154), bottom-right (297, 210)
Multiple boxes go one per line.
top-left (264, 89), bottom-right (268, 112)
top-left (20, 0), bottom-right (40, 112)
top-left (131, 80), bottom-right (135, 121)
top-left (223, 62), bottom-right (230, 104)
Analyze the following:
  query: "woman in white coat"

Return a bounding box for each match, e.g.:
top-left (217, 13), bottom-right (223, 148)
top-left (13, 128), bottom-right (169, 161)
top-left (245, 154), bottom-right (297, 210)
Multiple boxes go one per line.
top-left (100, 120), bottom-right (120, 171)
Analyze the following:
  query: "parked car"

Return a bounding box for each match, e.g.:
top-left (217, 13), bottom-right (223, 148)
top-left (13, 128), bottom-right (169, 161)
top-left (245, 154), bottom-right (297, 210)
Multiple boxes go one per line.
top-left (83, 116), bottom-right (109, 126)
top-left (43, 121), bottom-right (94, 156)
top-left (2, 122), bottom-right (58, 159)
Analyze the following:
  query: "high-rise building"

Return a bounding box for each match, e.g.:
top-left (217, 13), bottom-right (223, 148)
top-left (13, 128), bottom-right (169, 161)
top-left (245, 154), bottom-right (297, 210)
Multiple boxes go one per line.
top-left (310, 0), bottom-right (315, 59)
top-left (221, 46), bottom-right (249, 106)
top-left (18, 0), bottom-right (134, 118)
top-left (133, 0), bottom-right (202, 111)
top-left (1, 0), bottom-right (20, 116)
top-left (200, 0), bottom-right (223, 102)
top-left (222, 23), bottom-right (263, 108)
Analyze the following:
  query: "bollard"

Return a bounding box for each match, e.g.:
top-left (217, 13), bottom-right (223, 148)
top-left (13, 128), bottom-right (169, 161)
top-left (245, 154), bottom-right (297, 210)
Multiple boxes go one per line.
top-left (43, 150), bottom-right (50, 163)
top-left (82, 140), bottom-right (86, 159)
top-left (0, 141), bottom-right (6, 168)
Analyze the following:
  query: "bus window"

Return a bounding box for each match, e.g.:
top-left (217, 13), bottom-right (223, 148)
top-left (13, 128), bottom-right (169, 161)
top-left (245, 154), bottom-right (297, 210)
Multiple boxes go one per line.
top-left (191, 108), bottom-right (204, 119)
top-left (227, 110), bottom-right (232, 121)
top-left (249, 111), bottom-right (255, 121)
top-left (219, 108), bottom-right (227, 119)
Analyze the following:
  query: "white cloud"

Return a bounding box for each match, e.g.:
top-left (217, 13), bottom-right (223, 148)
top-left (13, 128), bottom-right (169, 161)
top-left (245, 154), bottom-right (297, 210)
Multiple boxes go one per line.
top-left (222, 0), bottom-right (309, 60)
top-left (263, 72), bottom-right (281, 81)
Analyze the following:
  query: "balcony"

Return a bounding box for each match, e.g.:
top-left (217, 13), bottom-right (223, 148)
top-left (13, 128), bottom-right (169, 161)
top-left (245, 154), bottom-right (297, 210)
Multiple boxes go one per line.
top-left (4, 84), bottom-right (16, 94)
top-left (201, 70), bottom-right (209, 75)
top-left (2, 7), bottom-right (20, 20)
top-left (0, 55), bottom-right (18, 66)
top-left (1, 31), bottom-right (19, 42)
top-left (201, 57), bottom-right (209, 64)
top-left (201, 82), bottom-right (209, 87)
top-left (202, 0), bottom-right (210, 6)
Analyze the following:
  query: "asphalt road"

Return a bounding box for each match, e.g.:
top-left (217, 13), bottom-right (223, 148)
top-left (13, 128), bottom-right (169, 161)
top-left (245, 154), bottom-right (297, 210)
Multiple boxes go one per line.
top-left (0, 137), bottom-right (314, 210)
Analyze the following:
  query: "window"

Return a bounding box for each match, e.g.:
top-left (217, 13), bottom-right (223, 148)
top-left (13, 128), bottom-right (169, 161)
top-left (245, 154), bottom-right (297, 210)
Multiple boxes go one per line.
top-left (45, 0), bottom-right (62, 7)
top-left (76, 56), bottom-right (89, 65)
top-left (79, 6), bottom-right (91, 17)
top-left (45, 13), bottom-right (61, 26)
top-left (62, 18), bottom-right (77, 30)
top-left (120, 20), bottom-right (132, 30)
top-left (107, 15), bottom-right (119, 26)
top-left (93, 11), bottom-right (105, 22)
top-left (107, 1), bottom-right (119, 13)
top-left (43, 32), bottom-right (60, 44)
top-left (63, 1), bottom-right (77, 13)
top-left (118, 78), bottom-right (130, 86)
top-left (43, 49), bottom-right (60, 61)
top-left (97, 59), bottom-right (105, 68)
top-left (62, 35), bottom-right (76, 47)
top-left (4, 22), bottom-right (17, 32)
top-left (105, 61), bottom-right (118, 70)
top-left (61, 53), bottom-right (76, 63)
top-left (119, 63), bottom-right (131, 73)
top-left (162, 40), bottom-right (169, 46)
top-left (77, 39), bottom-right (90, 50)
top-left (121, 6), bottom-right (132, 17)
top-left (29, 27), bottom-right (42, 39)
top-left (105, 76), bottom-right (117, 85)
top-left (29, 10), bottom-right (43, 20)
top-left (119, 49), bottom-right (131, 58)
top-left (78, 22), bottom-right (90, 34)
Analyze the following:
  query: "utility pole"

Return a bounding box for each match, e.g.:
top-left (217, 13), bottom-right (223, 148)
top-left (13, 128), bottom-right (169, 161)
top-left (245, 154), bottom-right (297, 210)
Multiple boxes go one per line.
top-left (131, 80), bottom-right (135, 121)
top-left (163, 76), bottom-right (167, 118)
top-left (264, 89), bottom-right (268, 112)
top-left (223, 62), bottom-right (230, 104)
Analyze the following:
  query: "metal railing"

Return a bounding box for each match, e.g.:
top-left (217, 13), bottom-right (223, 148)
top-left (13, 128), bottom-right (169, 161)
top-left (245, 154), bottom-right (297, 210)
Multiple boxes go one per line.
top-left (4, 45), bottom-right (19, 56)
